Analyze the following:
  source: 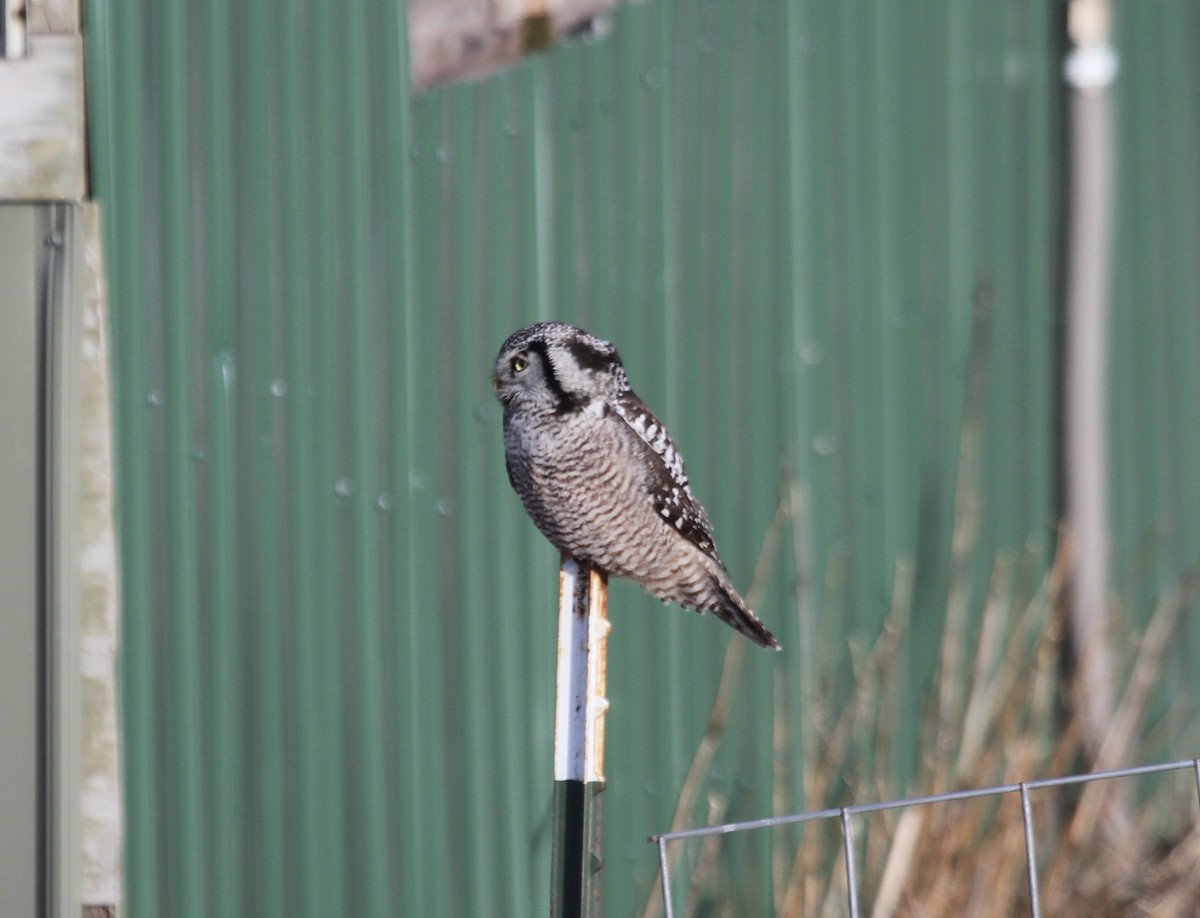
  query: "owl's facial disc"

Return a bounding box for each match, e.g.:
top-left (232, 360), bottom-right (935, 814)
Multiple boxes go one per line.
top-left (492, 347), bottom-right (540, 406)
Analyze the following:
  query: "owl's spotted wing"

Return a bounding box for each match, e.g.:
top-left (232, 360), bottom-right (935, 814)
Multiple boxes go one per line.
top-left (611, 391), bottom-right (722, 564)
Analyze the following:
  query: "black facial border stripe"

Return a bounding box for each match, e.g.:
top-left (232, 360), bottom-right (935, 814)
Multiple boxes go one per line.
top-left (527, 340), bottom-right (586, 413)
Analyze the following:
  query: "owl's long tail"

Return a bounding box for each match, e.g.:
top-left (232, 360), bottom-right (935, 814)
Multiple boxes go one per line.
top-left (708, 575), bottom-right (781, 651)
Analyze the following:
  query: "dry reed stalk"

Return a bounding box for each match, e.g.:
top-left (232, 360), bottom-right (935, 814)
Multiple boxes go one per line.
top-left (638, 496), bottom-right (791, 918)
top-left (772, 668), bottom-right (790, 911)
top-left (683, 793), bottom-right (728, 918)
top-left (778, 575), bottom-right (910, 916)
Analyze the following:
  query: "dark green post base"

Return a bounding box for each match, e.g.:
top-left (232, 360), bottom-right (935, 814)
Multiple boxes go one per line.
top-left (551, 779), bottom-right (605, 917)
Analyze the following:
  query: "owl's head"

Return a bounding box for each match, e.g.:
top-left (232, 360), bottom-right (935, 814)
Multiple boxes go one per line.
top-left (493, 322), bottom-right (626, 413)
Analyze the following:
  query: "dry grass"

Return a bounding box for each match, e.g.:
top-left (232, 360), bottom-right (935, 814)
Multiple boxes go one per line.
top-left (641, 492), bottom-right (1200, 917)
top-left (642, 283), bottom-right (1199, 916)
top-left (845, 551), bottom-right (1200, 918)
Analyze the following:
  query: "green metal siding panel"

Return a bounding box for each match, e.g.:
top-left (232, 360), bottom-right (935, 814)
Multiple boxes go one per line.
top-left (1109, 4), bottom-right (1200, 692)
top-left (89, 0), bottom-right (1200, 914)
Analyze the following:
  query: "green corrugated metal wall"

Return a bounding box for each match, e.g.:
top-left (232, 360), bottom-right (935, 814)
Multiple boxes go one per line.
top-left (83, 0), bottom-right (1198, 914)
top-left (1109, 2), bottom-right (1200, 685)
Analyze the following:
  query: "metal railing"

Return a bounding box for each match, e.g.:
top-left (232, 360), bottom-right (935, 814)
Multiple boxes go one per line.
top-left (650, 758), bottom-right (1200, 918)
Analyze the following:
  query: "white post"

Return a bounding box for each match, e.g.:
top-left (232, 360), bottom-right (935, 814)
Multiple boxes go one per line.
top-left (552, 556), bottom-right (610, 917)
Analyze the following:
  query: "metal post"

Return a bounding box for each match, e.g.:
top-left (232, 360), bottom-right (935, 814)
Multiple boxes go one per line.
top-left (1062, 0), bottom-right (1119, 770)
top-left (656, 838), bottom-right (674, 918)
top-left (1019, 783), bottom-right (1042, 918)
top-left (840, 808), bottom-right (860, 918)
top-left (551, 557), bottom-right (610, 918)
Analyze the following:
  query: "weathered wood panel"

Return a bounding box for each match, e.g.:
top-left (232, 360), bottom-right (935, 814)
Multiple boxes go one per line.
top-left (0, 34), bottom-right (85, 200)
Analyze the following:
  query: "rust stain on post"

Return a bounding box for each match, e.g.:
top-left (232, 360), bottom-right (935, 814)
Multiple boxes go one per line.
top-left (586, 566), bottom-right (610, 784)
top-left (555, 558), bottom-right (611, 783)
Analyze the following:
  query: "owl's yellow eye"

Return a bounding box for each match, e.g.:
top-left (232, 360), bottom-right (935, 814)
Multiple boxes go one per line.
top-left (511, 356), bottom-right (529, 373)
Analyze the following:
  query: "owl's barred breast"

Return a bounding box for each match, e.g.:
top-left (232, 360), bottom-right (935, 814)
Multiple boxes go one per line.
top-left (504, 404), bottom-right (669, 581)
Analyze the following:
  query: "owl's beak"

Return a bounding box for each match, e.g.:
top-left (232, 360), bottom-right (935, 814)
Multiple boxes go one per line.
top-left (490, 376), bottom-right (500, 390)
